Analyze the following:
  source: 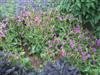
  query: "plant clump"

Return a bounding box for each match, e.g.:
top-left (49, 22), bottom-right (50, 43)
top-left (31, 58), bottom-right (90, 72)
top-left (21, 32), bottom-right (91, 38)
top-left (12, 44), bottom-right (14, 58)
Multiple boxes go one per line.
top-left (0, 51), bottom-right (36, 75)
top-left (39, 58), bottom-right (81, 75)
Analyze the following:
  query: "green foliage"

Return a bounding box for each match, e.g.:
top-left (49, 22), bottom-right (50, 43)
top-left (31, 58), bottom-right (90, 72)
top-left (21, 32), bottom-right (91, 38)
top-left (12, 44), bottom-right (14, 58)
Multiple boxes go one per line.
top-left (45, 14), bottom-right (100, 74)
top-left (0, 11), bottom-right (51, 67)
top-left (58, 0), bottom-right (100, 38)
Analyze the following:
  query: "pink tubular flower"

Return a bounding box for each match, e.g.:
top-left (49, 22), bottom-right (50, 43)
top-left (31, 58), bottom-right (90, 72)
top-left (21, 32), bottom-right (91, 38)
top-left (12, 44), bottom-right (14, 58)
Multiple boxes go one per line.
top-left (79, 34), bottom-right (83, 39)
top-left (52, 39), bottom-right (55, 44)
top-left (60, 50), bottom-right (66, 57)
top-left (60, 46), bottom-right (63, 49)
top-left (57, 16), bottom-right (63, 21)
top-left (0, 31), bottom-right (5, 38)
top-left (16, 16), bottom-right (23, 22)
top-left (96, 39), bottom-right (100, 47)
top-left (21, 11), bottom-right (30, 17)
top-left (48, 40), bottom-right (51, 44)
top-left (56, 39), bottom-right (60, 44)
top-left (34, 16), bottom-right (41, 24)
top-left (81, 52), bottom-right (87, 62)
top-left (49, 45), bottom-right (52, 48)
top-left (0, 20), bottom-right (8, 38)
top-left (1, 23), bottom-right (6, 28)
top-left (73, 25), bottom-right (80, 33)
top-left (70, 39), bottom-right (75, 49)
top-left (78, 44), bottom-right (82, 51)
top-left (82, 55), bottom-right (86, 62)
top-left (87, 53), bottom-right (91, 58)
top-left (62, 41), bottom-right (66, 45)
top-left (93, 48), bottom-right (96, 52)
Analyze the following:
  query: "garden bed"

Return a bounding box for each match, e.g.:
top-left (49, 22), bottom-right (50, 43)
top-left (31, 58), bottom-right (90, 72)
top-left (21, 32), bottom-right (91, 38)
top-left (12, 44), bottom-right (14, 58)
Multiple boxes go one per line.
top-left (0, 7), bottom-right (100, 75)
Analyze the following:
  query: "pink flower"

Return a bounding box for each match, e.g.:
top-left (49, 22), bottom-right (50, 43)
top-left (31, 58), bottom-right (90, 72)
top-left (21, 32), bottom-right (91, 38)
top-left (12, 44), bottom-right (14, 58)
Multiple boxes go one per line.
top-left (78, 44), bottom-right (82, 51)
top-left (60, 50), bottom-right (66, 57)
top-left (70, 39), bottom-right (75, 49)
top-left (0, 31), bottom-right (5, 38)
top-left (49, 45), bottom-right (52, 48)
top-left (57, 16), bottom-right (63, 21)
top-left (79, 34), bottom-right (83, 39)
top-left (1, 23), bottom-right (6, 28)
top-left (57, 39), bottom-right (60, 43)
top-left (34, 16), bottom-right (41, 24)
top-left (87, 53), bottom-right (91, 58)
top-left (48, 40), bottom-right (51, 44)
top-left (93, 48), bottom-right (96, 52)
top-left (16, 16), bottom-right (23, 22)
top-left (60, 46), bottom-right (63, 49)
top-left (62, 41), bottom-right (66, 45)
top-left (81, 52), bottom-right (87, 61)
top-left (21, 11), bottom-right (30, 17)
top-left (52, 39), bottom-right (55, 44)
top-left (96, 39), bottom-right (100, 47)
top-left (73, 25), bottom-right (80, 33)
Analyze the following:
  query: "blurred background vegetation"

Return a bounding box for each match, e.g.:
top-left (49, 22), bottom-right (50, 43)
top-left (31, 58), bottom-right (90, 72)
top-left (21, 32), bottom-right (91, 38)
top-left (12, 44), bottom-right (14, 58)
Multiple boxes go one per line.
top-left (0, 0), bottom-right (99, 38)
